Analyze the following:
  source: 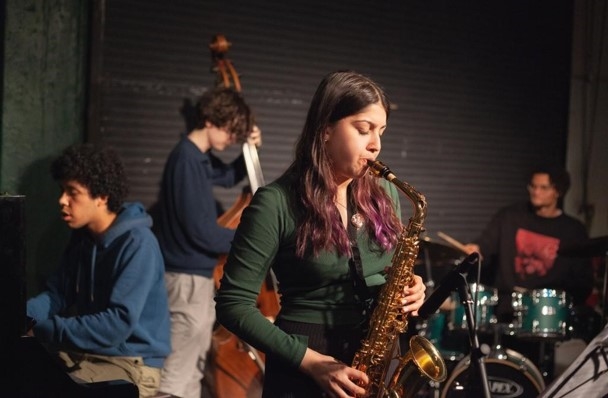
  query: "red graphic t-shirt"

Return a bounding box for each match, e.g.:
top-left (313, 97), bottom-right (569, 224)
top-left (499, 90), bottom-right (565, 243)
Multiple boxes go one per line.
top-left (514, 228), bottom-right (560, 278)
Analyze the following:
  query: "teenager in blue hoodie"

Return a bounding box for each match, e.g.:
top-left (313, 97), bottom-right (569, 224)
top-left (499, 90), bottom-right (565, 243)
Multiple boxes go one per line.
top-left (26, 143), bottom-right (171, 397)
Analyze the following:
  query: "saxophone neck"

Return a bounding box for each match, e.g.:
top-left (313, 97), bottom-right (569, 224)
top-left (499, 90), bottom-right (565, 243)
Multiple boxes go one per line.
top-left (367, 159), bottom-right (427, 224)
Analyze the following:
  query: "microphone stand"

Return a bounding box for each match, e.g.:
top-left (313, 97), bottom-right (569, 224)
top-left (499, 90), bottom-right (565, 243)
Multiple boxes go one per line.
top-left (454, 272), bottom-right (491, 398)
top-left (418, 252), bottom-right (491, 397)
top-left (423, 245), bottom-right (436, 297)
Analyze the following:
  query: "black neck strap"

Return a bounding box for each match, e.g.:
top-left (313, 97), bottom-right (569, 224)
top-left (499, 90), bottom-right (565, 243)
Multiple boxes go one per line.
top-left (347, 204), bottom-right (372, 309)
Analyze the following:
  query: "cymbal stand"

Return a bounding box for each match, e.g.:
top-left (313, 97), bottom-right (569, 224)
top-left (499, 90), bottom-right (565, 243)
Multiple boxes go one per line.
top-left (603, 251), bottom-right (608, 327)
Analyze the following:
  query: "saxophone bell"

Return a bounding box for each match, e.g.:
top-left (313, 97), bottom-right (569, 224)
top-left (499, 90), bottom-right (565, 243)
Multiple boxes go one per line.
top-left (385, 335), bottom-right (447, 398)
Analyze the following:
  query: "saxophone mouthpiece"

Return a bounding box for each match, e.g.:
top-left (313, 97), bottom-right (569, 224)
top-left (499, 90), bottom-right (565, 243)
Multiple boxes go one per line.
top-left (366, 159), bottom-right (395, 181)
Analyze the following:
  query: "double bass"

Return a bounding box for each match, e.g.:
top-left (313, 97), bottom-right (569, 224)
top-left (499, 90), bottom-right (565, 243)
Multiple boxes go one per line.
top-left (205, 34), bottom-right (280, 398)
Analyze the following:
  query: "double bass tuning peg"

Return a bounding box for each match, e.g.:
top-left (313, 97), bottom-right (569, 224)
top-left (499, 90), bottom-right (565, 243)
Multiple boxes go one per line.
top-left (209, 34), bottom-right (241, 92)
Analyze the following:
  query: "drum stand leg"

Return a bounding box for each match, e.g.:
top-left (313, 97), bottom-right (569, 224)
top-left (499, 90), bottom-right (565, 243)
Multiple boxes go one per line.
top-left (602, 253), bottom-right (608, 327)
top-left (539, 340), bottom-right (556, 383)
top-left (454, 273), bottom-right (492, 398)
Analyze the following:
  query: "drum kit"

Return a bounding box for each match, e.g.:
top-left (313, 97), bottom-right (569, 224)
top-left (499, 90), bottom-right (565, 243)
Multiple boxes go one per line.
top-left (410, 234), bottom-right (608, 398)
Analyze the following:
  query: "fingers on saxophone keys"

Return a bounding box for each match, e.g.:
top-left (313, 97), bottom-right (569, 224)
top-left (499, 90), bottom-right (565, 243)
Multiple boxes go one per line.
top-left (395, 297), bottom-right (408, 313)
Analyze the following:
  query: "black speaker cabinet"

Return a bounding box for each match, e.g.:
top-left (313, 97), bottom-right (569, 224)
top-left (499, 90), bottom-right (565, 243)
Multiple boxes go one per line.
top-left (0, 195), bottom-right (26, 347)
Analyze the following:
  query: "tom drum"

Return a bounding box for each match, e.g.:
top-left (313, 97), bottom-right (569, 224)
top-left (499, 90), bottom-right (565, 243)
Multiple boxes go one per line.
top-left (512, 289), bottom-right (571, 340)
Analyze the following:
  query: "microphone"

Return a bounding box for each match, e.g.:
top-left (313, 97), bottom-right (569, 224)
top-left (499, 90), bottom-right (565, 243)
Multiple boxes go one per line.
top-left (417, 252), bottom-right (480, 319)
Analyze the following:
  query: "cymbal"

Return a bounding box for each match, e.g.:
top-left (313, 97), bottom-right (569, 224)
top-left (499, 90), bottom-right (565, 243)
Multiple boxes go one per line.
top-left (557, 236), bottom-right (608, 258)
top-left (418, 237), bottom-right (466, 266)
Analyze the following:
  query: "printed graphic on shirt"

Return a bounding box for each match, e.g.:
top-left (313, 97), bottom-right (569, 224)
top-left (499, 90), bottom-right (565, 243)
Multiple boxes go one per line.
top-left (514, 228), bottom-right (559, 278)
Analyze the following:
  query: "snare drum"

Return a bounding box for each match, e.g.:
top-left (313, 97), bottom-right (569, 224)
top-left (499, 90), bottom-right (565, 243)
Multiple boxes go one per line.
top-left (516, 289), bottom-right (571, 340)
top-left (441, 348), bottom-right (545, 398)
top-left (451, 283), bottom-right (498, 332)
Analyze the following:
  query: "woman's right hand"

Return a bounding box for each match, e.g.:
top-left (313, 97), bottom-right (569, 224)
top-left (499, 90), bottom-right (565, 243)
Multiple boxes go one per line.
top-left (299, 348), bottom-right (369, 398)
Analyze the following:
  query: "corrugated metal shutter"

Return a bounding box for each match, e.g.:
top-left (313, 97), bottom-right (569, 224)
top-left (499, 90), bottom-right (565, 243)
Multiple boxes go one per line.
top-left (89, 0), bottom-right (572, 246)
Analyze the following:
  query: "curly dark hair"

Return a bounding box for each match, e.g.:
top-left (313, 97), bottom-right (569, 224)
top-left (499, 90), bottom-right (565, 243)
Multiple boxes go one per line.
top-left (51, 143), bottom-right (128, 213)
top-left (194, 87), bottom-right (253, 142)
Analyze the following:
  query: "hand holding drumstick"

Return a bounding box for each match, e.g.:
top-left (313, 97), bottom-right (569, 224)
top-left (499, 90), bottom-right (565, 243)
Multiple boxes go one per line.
top-left (438, 232), bottom-right (528, 294)
top-left (435, 232), bottom-right (480, 312)
top-left (437, 231), bottom-right (482, 259)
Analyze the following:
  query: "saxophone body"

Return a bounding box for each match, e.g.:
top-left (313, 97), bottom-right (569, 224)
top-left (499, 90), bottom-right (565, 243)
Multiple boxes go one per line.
top-left (351, 160), bottom-right (447, 398)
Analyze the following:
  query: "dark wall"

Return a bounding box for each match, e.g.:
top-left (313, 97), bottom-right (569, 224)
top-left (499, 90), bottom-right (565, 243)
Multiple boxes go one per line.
top-left (1, 1), bottom-right (574, 298)
top-left (0, 196), bottom-right (26, 346)
top-left (91, 0), bottom-right (573, 246)
top-left (1, 1), bottom-right (90, 296)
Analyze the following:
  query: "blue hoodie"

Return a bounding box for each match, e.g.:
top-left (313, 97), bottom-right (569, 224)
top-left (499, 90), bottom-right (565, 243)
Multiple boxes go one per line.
top-left (27, 202), bottom-right (171, 368)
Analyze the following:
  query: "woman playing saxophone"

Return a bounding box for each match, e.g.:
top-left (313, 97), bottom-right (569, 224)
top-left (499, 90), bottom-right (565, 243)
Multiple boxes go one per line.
top-left (215, 70), bottom-right (426, 398)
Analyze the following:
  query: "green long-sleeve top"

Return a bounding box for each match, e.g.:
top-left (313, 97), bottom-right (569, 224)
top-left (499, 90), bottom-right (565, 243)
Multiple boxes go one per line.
top-left (215, 172), bottom-right (402, 369)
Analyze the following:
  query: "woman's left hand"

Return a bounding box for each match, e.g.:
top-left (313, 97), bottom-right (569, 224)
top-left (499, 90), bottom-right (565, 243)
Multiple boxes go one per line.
top-left (399, 274), bottom-right (426, 316)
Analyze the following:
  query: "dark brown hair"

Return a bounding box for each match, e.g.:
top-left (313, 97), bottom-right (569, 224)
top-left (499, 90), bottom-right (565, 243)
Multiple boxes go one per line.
top-left (194, 87), bottom-right (253, 142)
top-left (285, 70), bottom-right (402, 258)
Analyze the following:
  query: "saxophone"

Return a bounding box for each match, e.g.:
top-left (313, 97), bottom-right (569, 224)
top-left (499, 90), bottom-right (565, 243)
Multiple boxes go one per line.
top-left (351, 160), bottom-right (447, 398)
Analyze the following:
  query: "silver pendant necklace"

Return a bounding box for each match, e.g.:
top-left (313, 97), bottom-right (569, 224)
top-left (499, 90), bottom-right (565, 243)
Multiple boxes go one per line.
top-left (350, 213), bottom-right (365, 229)
top-left (335, 200), bottom-right (364, 229)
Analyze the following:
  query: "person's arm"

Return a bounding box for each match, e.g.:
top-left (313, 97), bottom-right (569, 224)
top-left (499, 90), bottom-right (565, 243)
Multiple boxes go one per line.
top-left (566, 259), bottom-right (594, 305)
top-left (172, 155), bottom-right (236, 253)
top-left (216, 184), bottom-right (310, 367)
top-left (208, 152), bottom-right (247, 188)
top-left (562, 223), bottom-right (594, 305)
top-left (29, 231), bottom-right (163, 351)
top-left (463, 206), bottom-right (508, 261)
top-left (27, 260), bottom-right (71, 323)
top-left (208, 124), bottom-right (262, 188)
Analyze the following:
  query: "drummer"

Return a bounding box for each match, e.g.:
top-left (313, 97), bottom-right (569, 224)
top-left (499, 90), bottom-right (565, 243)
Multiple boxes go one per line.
top-left (461, 165), bottom-right (593, 323)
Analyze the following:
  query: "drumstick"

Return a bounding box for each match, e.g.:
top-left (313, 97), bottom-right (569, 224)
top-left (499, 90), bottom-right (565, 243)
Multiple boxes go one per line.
top-left (437, 231), bottom-right (468, 253)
